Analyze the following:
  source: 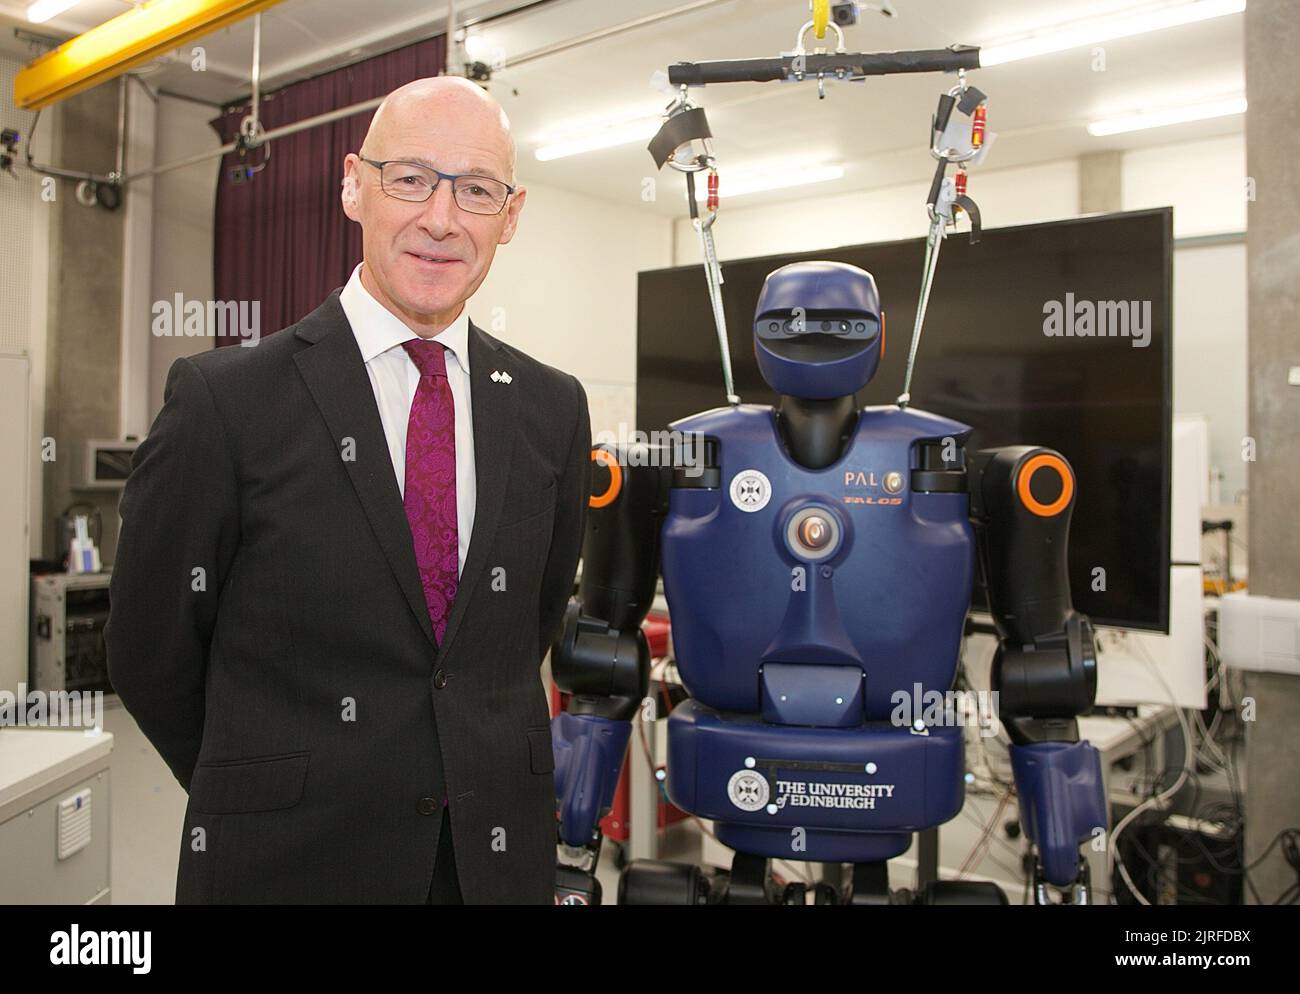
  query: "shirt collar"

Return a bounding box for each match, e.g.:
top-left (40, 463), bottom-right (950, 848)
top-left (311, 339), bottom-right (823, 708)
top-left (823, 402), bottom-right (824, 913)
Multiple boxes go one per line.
top-left (339, 262), bottom-right (471, 373)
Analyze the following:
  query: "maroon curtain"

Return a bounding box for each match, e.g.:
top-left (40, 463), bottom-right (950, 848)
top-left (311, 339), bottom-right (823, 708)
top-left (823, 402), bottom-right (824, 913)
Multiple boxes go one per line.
top-left (210, 35), bottom-right (447, 345)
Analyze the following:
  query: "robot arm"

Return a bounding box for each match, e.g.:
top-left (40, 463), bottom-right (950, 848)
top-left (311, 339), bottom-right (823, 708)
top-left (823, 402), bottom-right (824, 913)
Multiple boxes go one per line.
top-left (549, 442), bottom-right (673, 892)
top-left (969, 446), bottom-right (1098, 740)
top-left (968, 446), bottom-right (1107, 901)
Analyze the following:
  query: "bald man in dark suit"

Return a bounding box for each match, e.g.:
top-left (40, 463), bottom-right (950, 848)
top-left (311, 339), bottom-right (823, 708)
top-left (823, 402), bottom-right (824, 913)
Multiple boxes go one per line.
top-left (107, 76), bottom-right (588, 904)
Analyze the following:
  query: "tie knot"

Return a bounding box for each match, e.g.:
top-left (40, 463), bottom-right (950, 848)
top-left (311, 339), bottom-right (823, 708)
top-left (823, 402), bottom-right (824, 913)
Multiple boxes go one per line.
top-left (402, 338), bottom-right (449, 378)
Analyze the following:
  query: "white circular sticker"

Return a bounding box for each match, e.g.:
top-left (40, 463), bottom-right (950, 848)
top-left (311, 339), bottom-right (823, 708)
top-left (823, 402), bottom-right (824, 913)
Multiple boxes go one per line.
top-left (727, 769), bottom-right (770, 811)
top-left (729, 469), bottom-right (772, 513)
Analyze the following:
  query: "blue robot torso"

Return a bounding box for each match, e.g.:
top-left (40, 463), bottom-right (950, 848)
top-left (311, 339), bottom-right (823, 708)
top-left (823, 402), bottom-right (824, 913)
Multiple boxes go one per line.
top-left (662, 401), bottom-right (976, 723)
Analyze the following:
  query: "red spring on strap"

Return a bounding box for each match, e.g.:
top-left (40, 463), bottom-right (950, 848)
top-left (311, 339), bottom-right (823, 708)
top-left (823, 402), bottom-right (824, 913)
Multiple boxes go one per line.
top-left (955, 169), bottom-right (967, 197)
top-left (707, 170), bottom-right (719, 212)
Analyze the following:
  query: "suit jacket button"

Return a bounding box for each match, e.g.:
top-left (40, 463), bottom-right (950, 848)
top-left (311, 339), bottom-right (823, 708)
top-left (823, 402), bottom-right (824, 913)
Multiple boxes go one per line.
top-left (417, 797), bottom-right (439, 816)
top-left (433, 669), bottom-right (448, 689)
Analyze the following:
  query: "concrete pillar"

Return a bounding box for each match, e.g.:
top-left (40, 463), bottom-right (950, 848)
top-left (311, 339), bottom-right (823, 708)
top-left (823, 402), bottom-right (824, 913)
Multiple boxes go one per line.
top-left (41, 81), bottom-right (124, 565)
top-left (1242, 0), bottom-right (1300, 904)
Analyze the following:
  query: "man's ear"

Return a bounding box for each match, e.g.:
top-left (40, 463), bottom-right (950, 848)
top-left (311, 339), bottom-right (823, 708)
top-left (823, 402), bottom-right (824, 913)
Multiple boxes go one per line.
top-left (498, 185), bottom-right (526, 245)
top-left (341, 155), bottom-right (362, 220)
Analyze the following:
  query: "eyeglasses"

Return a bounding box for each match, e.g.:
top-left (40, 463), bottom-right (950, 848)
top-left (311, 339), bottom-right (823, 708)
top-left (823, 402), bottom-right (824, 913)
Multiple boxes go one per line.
top-left (358, 156), bottom-right (515, 215)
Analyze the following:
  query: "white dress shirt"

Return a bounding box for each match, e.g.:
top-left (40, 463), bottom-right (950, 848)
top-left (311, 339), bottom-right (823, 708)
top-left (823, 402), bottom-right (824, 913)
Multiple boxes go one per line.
top-left (339, 262), bottom-right (476, 579)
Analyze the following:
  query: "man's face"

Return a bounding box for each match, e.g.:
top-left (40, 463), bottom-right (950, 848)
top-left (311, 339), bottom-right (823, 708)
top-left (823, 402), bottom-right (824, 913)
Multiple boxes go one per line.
top-left (341, 108), bottom-right (525, 329)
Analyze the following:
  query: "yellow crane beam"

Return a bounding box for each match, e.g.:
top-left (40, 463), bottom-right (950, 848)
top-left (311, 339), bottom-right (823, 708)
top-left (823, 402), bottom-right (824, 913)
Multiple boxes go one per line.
top-left (15, 0), bottom-right (285, 111)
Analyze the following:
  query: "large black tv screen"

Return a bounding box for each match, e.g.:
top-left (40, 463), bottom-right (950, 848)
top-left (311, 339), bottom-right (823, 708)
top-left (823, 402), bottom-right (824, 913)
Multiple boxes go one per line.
top-left (637, 208), bottom-right (1172, 632)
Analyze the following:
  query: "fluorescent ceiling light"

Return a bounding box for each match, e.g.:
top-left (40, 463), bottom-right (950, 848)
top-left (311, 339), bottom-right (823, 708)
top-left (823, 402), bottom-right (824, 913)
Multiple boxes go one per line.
top-left (27, 0), bottom-right (82, 23)
top-left (722, 163), bottom-right (845, 198)
top-left (1087, 95), bottom-right (1246, 135)
top-left (533, 117), bottom-right (660, 162)
top-left (979, 0), bottom-right (1245, 67)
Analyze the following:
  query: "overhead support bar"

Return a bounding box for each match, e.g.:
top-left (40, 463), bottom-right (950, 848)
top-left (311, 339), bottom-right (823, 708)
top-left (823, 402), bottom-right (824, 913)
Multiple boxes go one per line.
top-left (667, 45), bottom-right (981, 86)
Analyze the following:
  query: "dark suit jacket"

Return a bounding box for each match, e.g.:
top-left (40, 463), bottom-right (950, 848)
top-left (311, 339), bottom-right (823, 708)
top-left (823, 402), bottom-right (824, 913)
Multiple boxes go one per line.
top-left (105, 289), bottom-right (590, 904)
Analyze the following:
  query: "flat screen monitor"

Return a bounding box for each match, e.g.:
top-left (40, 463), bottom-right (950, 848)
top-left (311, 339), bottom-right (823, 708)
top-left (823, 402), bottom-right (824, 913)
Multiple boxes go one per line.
top-left (636, 208), bottom-right (1172, 632)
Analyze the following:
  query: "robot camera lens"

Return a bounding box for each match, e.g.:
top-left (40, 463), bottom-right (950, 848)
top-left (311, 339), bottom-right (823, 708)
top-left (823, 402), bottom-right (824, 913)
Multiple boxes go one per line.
top-left (787, 507), bottom-right (840, 560)
top-left (798, 516), bottom-right (831, 549)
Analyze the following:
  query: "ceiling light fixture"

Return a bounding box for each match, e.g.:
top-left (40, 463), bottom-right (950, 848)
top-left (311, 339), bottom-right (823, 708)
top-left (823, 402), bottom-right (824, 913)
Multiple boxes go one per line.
top-left (533, 116), bottom-right (661, 162)
top-left (979, 0), bottom-right (1245, 67)
top-left (1087, 95), bottom-right (1246, 135)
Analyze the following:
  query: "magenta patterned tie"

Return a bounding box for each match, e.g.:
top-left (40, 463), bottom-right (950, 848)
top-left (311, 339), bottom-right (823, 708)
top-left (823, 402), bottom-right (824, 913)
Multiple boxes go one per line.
top-left (402, 339), bottom-right (458, 645)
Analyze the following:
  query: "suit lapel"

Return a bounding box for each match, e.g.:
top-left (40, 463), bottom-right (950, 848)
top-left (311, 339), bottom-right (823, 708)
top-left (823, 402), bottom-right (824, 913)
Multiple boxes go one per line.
top-left (436, 320), bottom-right (517, 657)
top-left (292, 297), bottom-right (517, 659)
top-left (292, 291), bottom-right (437, 648)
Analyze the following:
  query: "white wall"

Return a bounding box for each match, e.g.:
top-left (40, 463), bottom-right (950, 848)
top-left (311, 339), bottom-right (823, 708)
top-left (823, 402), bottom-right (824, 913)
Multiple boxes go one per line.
top-left (1122, 134), bottom-right (1247, 238)
top-left (672, 158), bottom-right (1080, 264)
top-left (672, 135), bottom-right (1246, 257)
top-left (148, 95), bottom-right (222, 416)
top-left (1, 54), bottom-right (54, 563)
top-left (1126, 135), bottom-right (1249, 501)
top-left (1172, 241), bottom-right (1248, 501)
top-left (2, 53), bottom-right (55, 690)
top-left (472, 180), bottom-right (672, 439)
top-left (119, 82), bottom-right (157, 443)
top-left (0, 358), bottom-right (29, 694)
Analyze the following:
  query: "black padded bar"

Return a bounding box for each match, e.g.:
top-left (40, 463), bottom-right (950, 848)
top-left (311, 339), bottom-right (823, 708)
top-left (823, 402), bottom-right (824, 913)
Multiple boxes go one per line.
top-left (667, 45), bottom-right (980, 86)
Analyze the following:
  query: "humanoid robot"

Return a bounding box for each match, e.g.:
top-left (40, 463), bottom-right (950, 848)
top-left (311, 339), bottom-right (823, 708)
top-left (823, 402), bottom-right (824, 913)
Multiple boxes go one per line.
top-left (548, 1), bottom-right (1108, 905)
top-left (549, 260), bottom-right (1108, 905)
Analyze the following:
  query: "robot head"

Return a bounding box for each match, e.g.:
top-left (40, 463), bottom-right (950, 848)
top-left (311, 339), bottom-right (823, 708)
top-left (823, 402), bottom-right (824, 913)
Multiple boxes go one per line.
top-left (753, 261), bottom-right (883, 400)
